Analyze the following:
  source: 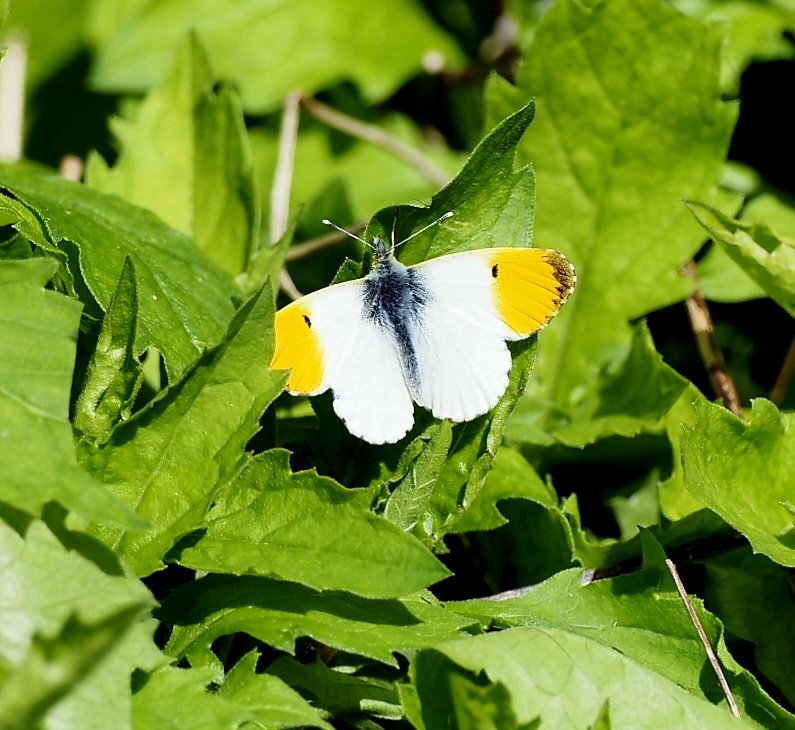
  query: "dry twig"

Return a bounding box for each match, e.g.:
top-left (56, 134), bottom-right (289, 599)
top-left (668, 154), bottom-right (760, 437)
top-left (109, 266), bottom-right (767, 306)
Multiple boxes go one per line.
top-left (270, 91), bottom-right (303, 300)
top-left (770, 335), bottom-right (795, 405)
top-left (665, 558), bottom-right (740, 718)
top-left (301, 96), bottom-right (450, 188)
top-left (681, 260), bottom-right (744, 418)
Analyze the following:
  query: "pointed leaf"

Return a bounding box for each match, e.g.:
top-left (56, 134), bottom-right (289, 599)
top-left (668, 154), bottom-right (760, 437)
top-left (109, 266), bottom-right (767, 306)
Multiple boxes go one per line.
top-left (86, 285), bottom-right (285, 575)
top-left (0, 168), bottom-right (237, 379)
top-left (173, 450), bottom-right (450, 598)
top-left (87, 33), bottom-right (258, 275)
top-left (682, 397), bottom-right (795, 566)
top-left (0, 258), bottom-right (143, 527)
top-left (162, 574), bottom-right (472, 668)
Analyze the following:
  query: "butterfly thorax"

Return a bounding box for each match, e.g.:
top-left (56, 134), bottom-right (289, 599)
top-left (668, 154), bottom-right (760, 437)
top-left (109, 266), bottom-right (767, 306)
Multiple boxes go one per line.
top-left (361, 247), bottom-right (430, 389)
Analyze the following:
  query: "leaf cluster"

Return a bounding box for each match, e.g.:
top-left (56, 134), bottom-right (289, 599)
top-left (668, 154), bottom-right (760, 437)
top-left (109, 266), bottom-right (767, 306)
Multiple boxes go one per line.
top-left (1, 0), bottom-right (795, 727)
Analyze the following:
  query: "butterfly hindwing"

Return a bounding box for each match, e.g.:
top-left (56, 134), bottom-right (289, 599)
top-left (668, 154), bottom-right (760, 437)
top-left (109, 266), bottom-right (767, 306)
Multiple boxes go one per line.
top-left (272, 281), bottom-right (415, 444)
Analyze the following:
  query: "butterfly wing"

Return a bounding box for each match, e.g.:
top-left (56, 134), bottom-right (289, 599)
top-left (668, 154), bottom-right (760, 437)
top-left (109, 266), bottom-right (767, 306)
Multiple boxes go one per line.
top-left (271, 281), bottom-right (415, 444)
top-left (408, 248), bottom-right (575, 421)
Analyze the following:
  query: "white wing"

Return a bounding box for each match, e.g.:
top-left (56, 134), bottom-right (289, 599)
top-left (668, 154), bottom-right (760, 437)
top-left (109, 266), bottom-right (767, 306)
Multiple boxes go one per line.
top-left (272, 281), bottom-right (415, 444)
top-left (408, 248), bottom-right (574, 422)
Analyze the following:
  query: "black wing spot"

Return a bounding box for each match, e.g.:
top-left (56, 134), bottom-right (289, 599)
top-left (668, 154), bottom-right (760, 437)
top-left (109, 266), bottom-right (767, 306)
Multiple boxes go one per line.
top-left (492, 263), bottom-right (499, 278)
top-left (302, 314), bottom-right (312, 328)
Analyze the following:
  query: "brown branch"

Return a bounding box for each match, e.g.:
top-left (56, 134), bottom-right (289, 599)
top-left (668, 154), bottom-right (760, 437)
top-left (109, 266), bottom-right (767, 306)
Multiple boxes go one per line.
top-left (300, 96), bottom-right (451, 189)
top-left (770, 335), bottom-right (795, 405)
top-left (665, 558), bottom-right (740, 718)
top-left (681, 260), bottom-right (744, 418)
top-left (285, 221), bottom-right (367, 262)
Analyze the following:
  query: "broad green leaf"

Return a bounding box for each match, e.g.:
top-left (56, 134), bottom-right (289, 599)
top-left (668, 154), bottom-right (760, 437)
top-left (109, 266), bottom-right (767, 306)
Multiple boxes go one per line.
top-left (0, 605), bottom-right (146, 730)
top-left (174, 449), bottom-right (450, 598)
top-left (92, 0), bottom-right (463, 113)
top-left (219, 651), bottom-right (333, 730)
top-left (507, 323), bottom-right (688, 447)
top-left (486, 0), bottom-right (736, 426)
top-left (673, 0), bottom-right (795, 91)
top-left (268, 657), bottom-right (402, 721)
top-left (0, 520), bottom-right (159, 730)
top-left (682, 397), bottom-right (795, 566)
top-left (0, 167), bottom-right (237, 378)
top-left (698, 244), bottom-right (767, 303)
top-left (86, 33), bottom-right (258, 275)
top-left (688, 200), bottom-right (795, 315)
top-left (408, 628), bottom-right (746, 730)
top-left (0, 257), bottom-right (143, 527)
top-left (133, 665), bottom-right (301, 730)
top-left (85, 284), bottom-right (285, 576)
top-left (439, 568), bottom-right (793, 728)
top-left (74, 257), bottom-right (142, 444)
top-left (705, 550), bottom-right (795, 707)
top-left (453, 447), bottom-right (557, 534)
top-left (162, 574), bottom-right (472, 668)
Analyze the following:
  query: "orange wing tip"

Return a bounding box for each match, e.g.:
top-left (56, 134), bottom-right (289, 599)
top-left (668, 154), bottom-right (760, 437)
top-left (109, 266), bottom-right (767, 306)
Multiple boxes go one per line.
top-left (271, 303), bottom-right (325, 394)
top-left (490, 248), bottom-right (576, 336)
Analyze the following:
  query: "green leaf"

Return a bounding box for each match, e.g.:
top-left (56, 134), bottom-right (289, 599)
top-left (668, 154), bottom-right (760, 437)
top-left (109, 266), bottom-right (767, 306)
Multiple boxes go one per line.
top-left (85, 284), bottom-right (285, 575)
top-left (0, 519), bottom-right (159, 730)
top-left (437, 568), bottom-right (793, 728)
top-left (0, 167), bottom-right (237, 379)
top-left (705, 550), bottom-right (795, 707)
top-left (673, 0), bottom-right (795, 91)
top-left (268, 656), bottom-right (402, 721)
top-left (688, 200), bottom-right (795, 315)
top-left (682, 397), bottom-right (795, 567)
top-left (92, 0), bottom-right (463, 113)
top-left (453, 447), bottom-right (557, 534)
top-left (486, 0), bottom-right (737, 425)
top-left (174, 449), bottom-right (450, 598)
top-left (132, 665), bottom-right (286, 730)
top-left (373, 100), bottom-right (537, 265)
top-left (409, 629), bottom-right (745, 729)
top-left (0, 257), bottom-right (143, 527)
top-left (697, 243), bottom-right (767, 303)
top-left (0, 604), bottom-right (147, 730)
top-left (219, 651), bottom-right (333, 730)
top-left (74, 257), bottom-right (142, 444)
top-left (509, 323), bottom-right (688, 447)
top-left (86, 33), bottom-right (258, 275)
top-left (162, 574), bottom-right (472, 668)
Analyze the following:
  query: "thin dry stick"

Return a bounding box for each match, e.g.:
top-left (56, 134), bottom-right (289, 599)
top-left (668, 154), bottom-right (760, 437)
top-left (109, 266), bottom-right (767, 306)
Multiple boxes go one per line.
top-left (270, 91), bottom-right (304, 301)
top-left (681, 261), bottom-right (744, 418)
top-left (0, 35), bottom-right (27, 164)
top-left (59, 154), bottom-right (84, 182)
top-left (770, 335), bottom-right (795, 405)
top-left (285, 222), bottom-right (366, 261)
top-left (301, 96), bottom-right (451, 189)
top-left (665, 558), bottom-right (740, 718)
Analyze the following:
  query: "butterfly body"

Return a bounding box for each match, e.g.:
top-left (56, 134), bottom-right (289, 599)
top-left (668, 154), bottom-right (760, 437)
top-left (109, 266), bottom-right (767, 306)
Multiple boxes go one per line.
top-left (272, 237), bottom-right (575, 444)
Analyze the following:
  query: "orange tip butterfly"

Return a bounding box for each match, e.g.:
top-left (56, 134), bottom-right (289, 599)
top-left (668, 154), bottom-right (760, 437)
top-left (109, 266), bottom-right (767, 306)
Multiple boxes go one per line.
top-left (271, 213), bottom-right (575, 444)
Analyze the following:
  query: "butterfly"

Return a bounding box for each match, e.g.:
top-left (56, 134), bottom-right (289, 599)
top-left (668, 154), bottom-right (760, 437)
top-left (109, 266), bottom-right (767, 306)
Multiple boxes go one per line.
top-left (271, 213), bottom-right (575, 444)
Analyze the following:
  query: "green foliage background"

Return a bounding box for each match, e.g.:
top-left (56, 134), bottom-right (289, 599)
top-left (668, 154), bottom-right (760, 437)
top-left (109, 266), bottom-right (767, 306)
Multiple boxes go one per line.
top-left (1, 0), bottom-right (794, 727)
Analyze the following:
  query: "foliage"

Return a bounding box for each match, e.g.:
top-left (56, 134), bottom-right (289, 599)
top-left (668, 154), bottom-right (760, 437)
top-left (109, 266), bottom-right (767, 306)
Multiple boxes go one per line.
top-left (1, 0), bottom-right (794, 727)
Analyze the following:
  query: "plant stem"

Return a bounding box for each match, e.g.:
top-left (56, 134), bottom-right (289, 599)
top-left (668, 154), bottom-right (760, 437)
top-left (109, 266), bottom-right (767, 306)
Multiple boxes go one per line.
top-left (285, 222), bottom-right (367, 261)
top-left (300, 96), bottom-right (451, 188)
top-left (770, 335), bottom-right (795, 405)
top-left (271, 91), bottom-right (303, 300)
top-left (681, 261), bottom-right (743, 418)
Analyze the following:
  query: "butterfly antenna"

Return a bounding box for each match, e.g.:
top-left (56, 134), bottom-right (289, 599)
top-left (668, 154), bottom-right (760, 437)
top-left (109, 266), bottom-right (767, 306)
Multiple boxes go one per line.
top-left (394, 211), bottom-right (454, 249)
top-left (322, 219), bottom-right (375, 251)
